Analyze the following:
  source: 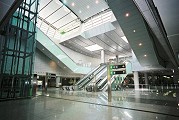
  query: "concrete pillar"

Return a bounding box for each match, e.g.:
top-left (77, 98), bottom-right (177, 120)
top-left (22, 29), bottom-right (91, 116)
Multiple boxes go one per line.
top-left (134, 71), bottom-right (139, 90)
top-left (32, 74), bottom-right (37, 96)
top-left (101, 50), bottom-right (105, 63)
top-left (56, 76), bottom-right (60, 88)
top-left (144, 73), bottom-right (148, 85)
top-left (173, 69), bottom-right (179, 84)
top-left (116, 55), bottom-right (118, 63)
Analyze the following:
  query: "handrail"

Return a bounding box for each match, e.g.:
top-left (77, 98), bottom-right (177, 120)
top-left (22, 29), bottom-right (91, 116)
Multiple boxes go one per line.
top-left (101, 76), bottom-right (115, 91)
top-left (78, 65), bottom-right (107, 89)
top-left (85, 67), bottom-right (107, 87)
top-left (78, 65), bottom-right (106, 88)
top-left (37, 28), bottom-right (79, 65)
top-left (98, 76), bottom-right (107, 87)
top-left (75, 64), bottom-right (101, 85)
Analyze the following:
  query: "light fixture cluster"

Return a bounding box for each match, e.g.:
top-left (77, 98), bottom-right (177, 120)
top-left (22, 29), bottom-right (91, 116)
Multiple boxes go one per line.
top-left (124, 12), bottom-right (147, 58)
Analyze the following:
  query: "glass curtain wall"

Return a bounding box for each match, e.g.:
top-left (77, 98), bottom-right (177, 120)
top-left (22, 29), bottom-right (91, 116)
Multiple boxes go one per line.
top-left (0, 0), bottom-right (39, 99)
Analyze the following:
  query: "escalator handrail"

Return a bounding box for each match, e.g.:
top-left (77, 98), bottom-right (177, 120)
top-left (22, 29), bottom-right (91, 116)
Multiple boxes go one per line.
top-left (78, 65), bottom-right (106, 87)
top-left (97, 76), bottom-right (107, 87)
top-left (86, 67), bottom-right (107, 87)
top-left (100, 76), bottom-right (115, 91)
top-left (75, 64), bottom-right (101, 85)
top-left (78, 65), bottom-right (107, 89)
top-left (78, 65), bottom-right (106, 88)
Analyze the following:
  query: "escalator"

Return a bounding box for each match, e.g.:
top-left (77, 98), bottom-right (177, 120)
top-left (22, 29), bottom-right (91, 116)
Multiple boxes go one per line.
top-left (97, 76), bottom-right (107, 90)
top-left (97, 76), bottom-right (116, 91)
top-left (78, 64), bottom-right (107, 89)
top-left (75, 64), bottom-right (101, 86)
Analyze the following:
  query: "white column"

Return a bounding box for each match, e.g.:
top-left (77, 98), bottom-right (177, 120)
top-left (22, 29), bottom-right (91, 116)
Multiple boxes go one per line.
top-left (101, 50), bottom-right (105, 63)
top-left (134, 71), bottom-right (139, 90)
top-left (144, 73), bottom-right (148, 85)
top-left (116, 55), bottom-right (118, 63)
top-left (56, 76), bottom-right (60, 88)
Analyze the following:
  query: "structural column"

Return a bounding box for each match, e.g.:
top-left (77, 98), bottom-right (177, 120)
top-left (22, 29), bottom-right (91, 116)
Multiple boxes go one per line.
top-left (56, 76), bottom-right (60, 88)
top-left (144, 73), bottom-right (148, 85)
top-left (101, 50), bottom-right (105, 63)
top-left (134, 71), bottom-right (139, 90)
top-left (116, 55), bottom-right (118, 63)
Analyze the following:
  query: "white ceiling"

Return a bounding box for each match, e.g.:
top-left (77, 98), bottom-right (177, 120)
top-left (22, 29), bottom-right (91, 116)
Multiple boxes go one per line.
top-left (60, 21), bottom-right (131, 58)
top-left (37, 0), bottom-right (132, 59)
top-left (60, 0), bottom-right (109, 20)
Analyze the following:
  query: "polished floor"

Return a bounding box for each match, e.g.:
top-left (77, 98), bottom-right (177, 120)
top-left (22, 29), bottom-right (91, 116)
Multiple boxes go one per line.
top-left (0, 88), bottom-right (179, 120)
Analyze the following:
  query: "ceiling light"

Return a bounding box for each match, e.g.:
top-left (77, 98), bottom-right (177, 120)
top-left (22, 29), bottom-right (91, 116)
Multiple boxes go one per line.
top-left (133, 30), bottom-right (136, 32)
top-left (95, 0), bottom-right (99, 4)
top-left (87, 5), bottom-right (90, 9)
top-left (121, 36), bottom-right (128, 43)
top-left (79, 10), bottom-right (82, 13)
top-left (139, 43), bottom-right (142, 46)
top-left (144, 54), bottom-right (147, 57)
top-left (71, 2), bottom-right (75, 6)
top-left (85, 44), bottom-right (103, 51)
top-left (125, 13), bottom-right (130, 17)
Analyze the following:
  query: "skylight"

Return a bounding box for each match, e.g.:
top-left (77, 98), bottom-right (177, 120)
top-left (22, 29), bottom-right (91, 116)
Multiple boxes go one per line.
top-left (85, 44), bottom-right (103, 51)
top-left (121, 36), bottom-right (128, 43)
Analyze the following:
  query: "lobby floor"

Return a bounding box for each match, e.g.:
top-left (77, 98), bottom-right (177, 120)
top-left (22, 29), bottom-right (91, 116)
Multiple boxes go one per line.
top-left (0, 88), bottom-right (179, 120)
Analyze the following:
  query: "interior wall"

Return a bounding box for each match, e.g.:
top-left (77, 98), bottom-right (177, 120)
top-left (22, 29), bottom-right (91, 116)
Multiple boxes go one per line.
top-left (34, 48), bottom-right (63, 75)
top-left (59, 44), bottom-right (101, 68)
top-left (34, 48), bottom-right (81, 77)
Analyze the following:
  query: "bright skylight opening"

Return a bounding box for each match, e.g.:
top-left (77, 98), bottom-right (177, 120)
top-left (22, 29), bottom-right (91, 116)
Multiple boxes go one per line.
top-left (85, 44), bottom-right (103, 51)
top-left (121, 36), bottom-right (128, 43)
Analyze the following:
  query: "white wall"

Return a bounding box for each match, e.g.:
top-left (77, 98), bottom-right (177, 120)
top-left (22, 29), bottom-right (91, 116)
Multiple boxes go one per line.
top-left (59, 44), bottom-right (101, 68)
top-left (33, 49), bottom-right (82, 77)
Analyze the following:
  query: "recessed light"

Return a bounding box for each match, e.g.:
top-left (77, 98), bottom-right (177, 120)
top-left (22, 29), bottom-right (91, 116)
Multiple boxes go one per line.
top-left (133, 30), bottom-right (136, 32)
top-left (125, 13), bottom-right (130, 17)
top-left (139, 43), bottom-right (142, 46)
top-left (87, 5), bottom-right (90, 9)
top-left (144, 54), bottom-right (147, 57)
top-left (71, 2), bottom-right (75, 6)
top-left (79, 10), bottom-right (82, 13)
top-left (95, 0), bottom-right (99, 4)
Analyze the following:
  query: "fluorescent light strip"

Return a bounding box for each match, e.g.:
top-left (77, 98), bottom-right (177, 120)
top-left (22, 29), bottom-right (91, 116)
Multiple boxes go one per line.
top-left (85, 44), bottom-right (103, 51)
top-left (121, 36), bottom-right (128, 43)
